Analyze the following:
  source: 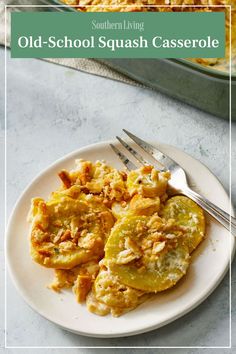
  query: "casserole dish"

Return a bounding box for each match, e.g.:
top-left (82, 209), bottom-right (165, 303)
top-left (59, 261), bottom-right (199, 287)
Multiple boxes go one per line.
top-left (41, 0), bottom-right (236, 119)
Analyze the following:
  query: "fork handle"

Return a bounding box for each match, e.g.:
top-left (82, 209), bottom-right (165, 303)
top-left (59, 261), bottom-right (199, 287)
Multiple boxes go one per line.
top-left (182, 187), bottom-right (236, 237)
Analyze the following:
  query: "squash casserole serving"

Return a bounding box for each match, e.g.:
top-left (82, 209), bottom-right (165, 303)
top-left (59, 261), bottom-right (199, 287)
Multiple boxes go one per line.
top-left (28, 159), bottom-right (206, 317)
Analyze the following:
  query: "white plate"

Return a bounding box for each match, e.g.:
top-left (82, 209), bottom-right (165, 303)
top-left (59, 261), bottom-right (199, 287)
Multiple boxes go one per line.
top-left (7, 141), bottom-right (235, 338)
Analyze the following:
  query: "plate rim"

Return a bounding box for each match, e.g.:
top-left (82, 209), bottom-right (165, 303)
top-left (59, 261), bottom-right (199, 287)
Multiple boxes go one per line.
top-left (6, 140), bottom-right (236, 338)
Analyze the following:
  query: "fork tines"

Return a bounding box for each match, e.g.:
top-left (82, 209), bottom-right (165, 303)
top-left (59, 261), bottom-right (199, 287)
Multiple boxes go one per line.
top-left (111, 129), bottom-right (169, 171)
top-left (110, 143), bottom-right (137, 171)
top-left (123, 129), bottom-right (174, 170)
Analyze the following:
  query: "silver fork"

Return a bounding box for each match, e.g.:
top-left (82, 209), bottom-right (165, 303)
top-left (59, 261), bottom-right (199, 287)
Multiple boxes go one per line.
top-left (110, 129), bottom-right (236, 237)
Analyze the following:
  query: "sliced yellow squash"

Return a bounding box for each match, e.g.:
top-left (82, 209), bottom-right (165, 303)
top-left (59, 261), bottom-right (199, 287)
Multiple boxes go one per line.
top-left (161, 196), bottom-right (205, 253)
top-left (111, 195), bottom-right (160, 220)
top-left (104, 215), bottom-right (190, 292)
top-left (29, 191), bottom-right (114, 269)
top-left (111, 201), bottom-right (130, 219)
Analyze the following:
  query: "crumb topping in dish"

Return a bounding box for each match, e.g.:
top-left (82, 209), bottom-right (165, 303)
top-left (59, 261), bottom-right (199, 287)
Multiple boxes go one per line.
top-left (28, 159), bottom-right (205, 317)
top-left (61, 0), bottom-right (236, 73)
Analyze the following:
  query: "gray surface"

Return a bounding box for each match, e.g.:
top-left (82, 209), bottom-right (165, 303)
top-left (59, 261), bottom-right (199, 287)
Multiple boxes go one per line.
top-left (1, 47), bottom-right (236, 350)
